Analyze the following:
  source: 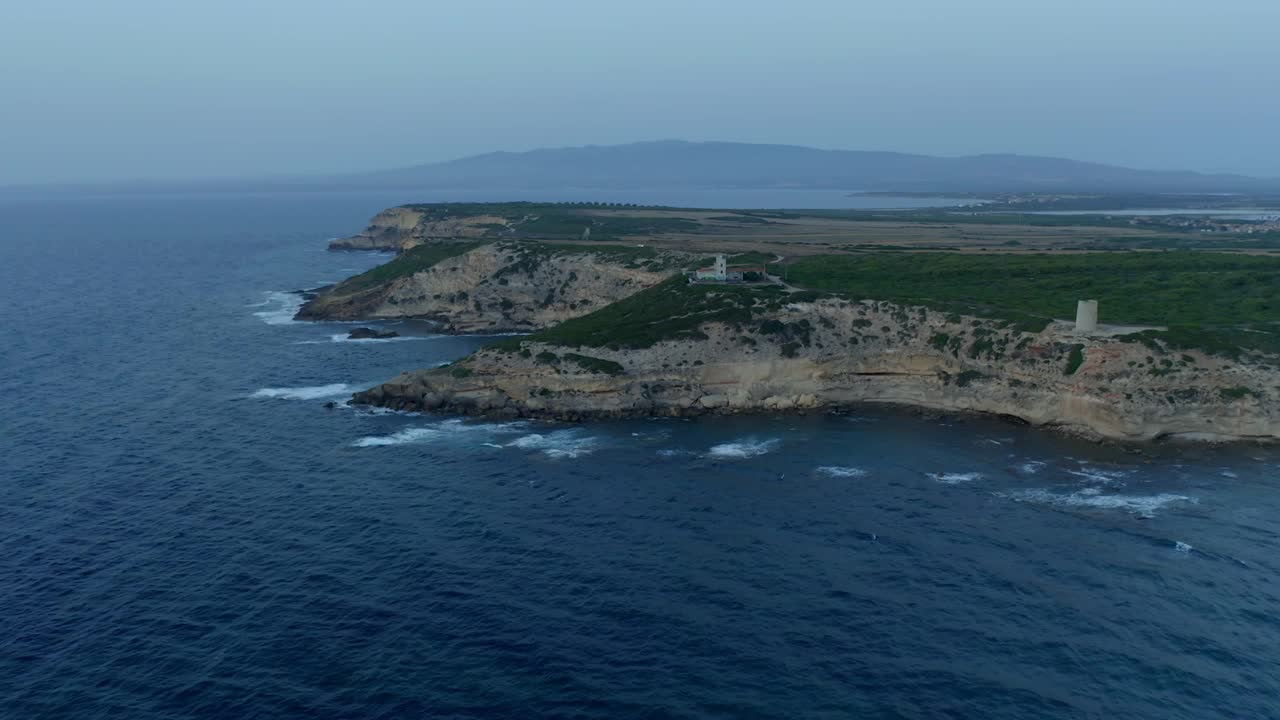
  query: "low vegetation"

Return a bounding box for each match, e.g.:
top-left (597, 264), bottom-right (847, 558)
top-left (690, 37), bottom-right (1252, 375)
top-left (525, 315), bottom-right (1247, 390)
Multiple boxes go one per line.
top-left (785, 252), bottom-right (1280, 356)
top-left (492, 277), bottom-right (797, 351)
top-left (333, 242), bottom-right (481, 293)
top-left (401, 202), bottom-right (700, 241)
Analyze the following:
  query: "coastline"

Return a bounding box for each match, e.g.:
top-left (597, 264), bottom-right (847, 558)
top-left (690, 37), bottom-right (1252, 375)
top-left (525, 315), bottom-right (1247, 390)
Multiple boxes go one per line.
top-left (313, 205), bottom-right (1280, 445)
top-left (347, 296), bottom-right (1280, 444)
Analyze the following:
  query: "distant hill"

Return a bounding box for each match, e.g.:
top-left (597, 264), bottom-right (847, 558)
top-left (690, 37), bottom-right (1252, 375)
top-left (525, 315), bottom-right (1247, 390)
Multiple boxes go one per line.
top-left (7, 140), bottom-right (1277, 196)
top-left (339, 140), bottom-right (1279, 194)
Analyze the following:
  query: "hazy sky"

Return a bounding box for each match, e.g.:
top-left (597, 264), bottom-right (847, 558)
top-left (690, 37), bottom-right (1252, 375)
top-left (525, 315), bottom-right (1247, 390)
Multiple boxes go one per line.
top-left (3, 0), bottom-right (1278, 184)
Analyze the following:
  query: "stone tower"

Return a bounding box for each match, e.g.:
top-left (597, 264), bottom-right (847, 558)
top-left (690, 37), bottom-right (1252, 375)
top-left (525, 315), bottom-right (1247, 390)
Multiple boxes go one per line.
top-left (714, 254), bottom-right (727, 281)
top-left (1075, 300), bottom-right (1098, 333)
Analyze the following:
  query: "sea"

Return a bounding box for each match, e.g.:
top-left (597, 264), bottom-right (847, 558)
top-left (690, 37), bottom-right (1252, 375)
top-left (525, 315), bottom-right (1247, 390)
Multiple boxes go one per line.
top-left (2, 189), bottom-right (1279, 719)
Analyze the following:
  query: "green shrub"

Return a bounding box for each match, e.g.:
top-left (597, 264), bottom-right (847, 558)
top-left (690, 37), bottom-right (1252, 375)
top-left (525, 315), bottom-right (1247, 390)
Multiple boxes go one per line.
top-left (1220, 387), bottom-right (1258, 401)
top-left (563, 353), bottom-right (624, 375)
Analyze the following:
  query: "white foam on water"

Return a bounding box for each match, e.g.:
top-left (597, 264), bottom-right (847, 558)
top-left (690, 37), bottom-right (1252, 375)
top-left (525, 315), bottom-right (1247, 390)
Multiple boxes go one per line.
top-left (353, 427), bottom-right (441, 448)
top-left (817, 466), bottom-right (868, 478)
top-left (1220, 470), bottom-right (1239, 479)
top-left (927, 472), bottom-right (983, 485)
top-left (292, 333), bottom-right (448, 345)
top-left (330, 333), bottom-right (444, 343)
top-left (507, 429), bottom-right (603, 459)
top-left (251, 383), bottom-right (354, 400)
top-left (1175, 540), bottom-right (1193, 553)
top-left (353, 418), bottom-right (526, 448)
top-left (252, 291), bottom-right (304, 325)
top-left (1067, 466), bottom-right (1132, 486)
top-left (706, 437), bottom-right (781, 459)
top-left (1016, 460), bottom-right (1047, 475)
top-left (1003, 488), bottom-right (1195, 518)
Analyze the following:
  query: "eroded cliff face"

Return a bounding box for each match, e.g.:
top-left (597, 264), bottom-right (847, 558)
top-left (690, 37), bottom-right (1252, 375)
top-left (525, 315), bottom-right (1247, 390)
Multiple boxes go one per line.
top-left (353, 296), bottom-right (1280, 442)
top-left (328, 207), bottom-right (508, 251)
top-left (298, 243), bottom-right (685, 332)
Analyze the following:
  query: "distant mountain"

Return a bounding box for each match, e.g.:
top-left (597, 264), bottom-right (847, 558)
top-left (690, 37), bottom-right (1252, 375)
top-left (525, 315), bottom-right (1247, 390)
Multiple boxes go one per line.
top-left (339, 140), bottom-right (1279, 194)
top-left (7, 140), bottom-right (1276, 196)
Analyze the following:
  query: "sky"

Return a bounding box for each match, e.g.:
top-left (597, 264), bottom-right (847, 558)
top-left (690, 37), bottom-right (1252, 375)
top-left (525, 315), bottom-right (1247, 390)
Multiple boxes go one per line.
top-left (2, 0), bottom-right (1278, 184)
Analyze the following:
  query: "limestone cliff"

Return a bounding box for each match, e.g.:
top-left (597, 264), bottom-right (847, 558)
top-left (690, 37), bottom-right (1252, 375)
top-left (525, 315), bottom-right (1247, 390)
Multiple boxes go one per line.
top-left (328, 207), bottom-right (511, 251)
top-left (297, 242), bottom-right (688, 332)
top-left (353, 292), bottom-right (1280, 442)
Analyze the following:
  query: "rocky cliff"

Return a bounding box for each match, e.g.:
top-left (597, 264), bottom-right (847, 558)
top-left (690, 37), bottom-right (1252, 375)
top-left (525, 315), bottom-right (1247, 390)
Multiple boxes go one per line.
top-left (298, 242), bottom-right (688, 332)
top-left (353, 289), bottom-right (1280, 442)
top-left (328, 207), bottom-right (512, 251)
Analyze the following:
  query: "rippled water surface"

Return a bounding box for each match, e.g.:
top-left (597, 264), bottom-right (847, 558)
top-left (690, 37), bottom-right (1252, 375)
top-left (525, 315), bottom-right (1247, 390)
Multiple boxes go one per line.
top-left (3, 192), bottom-right (1280, 719)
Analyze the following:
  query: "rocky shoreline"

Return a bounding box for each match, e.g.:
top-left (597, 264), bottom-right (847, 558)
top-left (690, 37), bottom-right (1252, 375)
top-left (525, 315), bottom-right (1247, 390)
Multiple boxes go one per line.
top-left (349, 295), bottom-right (1280, 443)
top-left (312, 204), bottom-right (1280, 444)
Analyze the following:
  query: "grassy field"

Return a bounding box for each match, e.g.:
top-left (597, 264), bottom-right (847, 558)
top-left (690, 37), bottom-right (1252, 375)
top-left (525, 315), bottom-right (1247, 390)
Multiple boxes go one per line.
top-left (784, 253), bottom-right (1280, 326)
top-left (784, 252), bottom-right (1280, 356)
top-left (401, 202), bottom-right (701, 241)
top-left (379, 201), bottom-right (1280, 256)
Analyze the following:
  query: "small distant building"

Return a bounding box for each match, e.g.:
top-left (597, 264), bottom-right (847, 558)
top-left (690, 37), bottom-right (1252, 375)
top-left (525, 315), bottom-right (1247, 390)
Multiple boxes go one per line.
top-left (1075, 299), bottom-right (1098, 333)
top-left (693, 254), bottom-right (768, 283)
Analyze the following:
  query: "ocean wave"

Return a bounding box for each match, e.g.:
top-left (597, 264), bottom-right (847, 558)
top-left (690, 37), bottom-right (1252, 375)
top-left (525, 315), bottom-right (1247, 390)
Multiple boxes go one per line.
top-left (1003, 488), bottom-right (1195, 518)
top-left (707, 437), bottom-right (781, 459)
top-left (1015, 460), bottom-right (1047, 475)
top-left (817, 466), bottom-right (868, 478)
top-left (1175, 540), bottom-right (1194, 553)
top-left (252, 291), bottom-right (304, 325)
top-left (353, 419), bottom-right (527, 448)
top-left (293, 333), bottom-right (446, 345)
top-left (507, 430), bottom-right (602, 459)
top-left (927, 472), bottom-right (983, 484)
top-left (251, 383), bottom-right (354, 400)
top-left (1066, 466), bottom-right (1132, 486)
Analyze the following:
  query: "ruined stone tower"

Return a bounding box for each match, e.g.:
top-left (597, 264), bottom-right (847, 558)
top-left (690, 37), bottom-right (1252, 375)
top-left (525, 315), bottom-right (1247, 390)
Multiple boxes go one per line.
top-left (1075, 300), bottom-right (1098, 333)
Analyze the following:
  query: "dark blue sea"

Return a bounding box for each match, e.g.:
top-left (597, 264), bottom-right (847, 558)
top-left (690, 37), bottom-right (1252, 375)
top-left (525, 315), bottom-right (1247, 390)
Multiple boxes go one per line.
top-left (3, 190), bottom-right (1279, 719)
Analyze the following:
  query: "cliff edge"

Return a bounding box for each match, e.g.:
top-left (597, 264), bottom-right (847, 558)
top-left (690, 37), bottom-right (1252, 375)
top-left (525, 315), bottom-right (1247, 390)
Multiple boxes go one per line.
top-left (297, 241), bottom-right (690, 332)
top-left (353, 281), bottom-right (1280, 442)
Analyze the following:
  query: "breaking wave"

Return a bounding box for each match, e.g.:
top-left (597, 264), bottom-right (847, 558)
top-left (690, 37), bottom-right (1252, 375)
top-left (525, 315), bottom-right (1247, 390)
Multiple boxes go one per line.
top-left (251, 383), bottom-right (354, 400)
top-left (252, 291), bottom-right (304, 325)
top-left (817, 466), bottom-right (868, 478)
top-left (1067, 466), bottom-right (1133, 486)
top-left (507, 429), bottom-right (603, 459)
top-left (927, 472), bottom-right (983, 484)
top-left (1002, 488), bottom-right (1195, 518)
top-left (353, 419), bottom-right (527, 448)
top-left (707, 438), bottom-right (781, 459)
top-left (294, 333), bottom-right (445, 345)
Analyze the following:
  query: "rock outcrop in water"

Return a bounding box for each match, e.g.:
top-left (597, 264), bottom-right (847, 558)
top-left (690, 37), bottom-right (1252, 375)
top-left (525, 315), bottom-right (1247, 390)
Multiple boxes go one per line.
top-left (347, 327), bottom-right (400, 340)
top-left (298, 242), bottom-right (689, 333)
top-left (352, 291), bottom-right (1280, 442)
